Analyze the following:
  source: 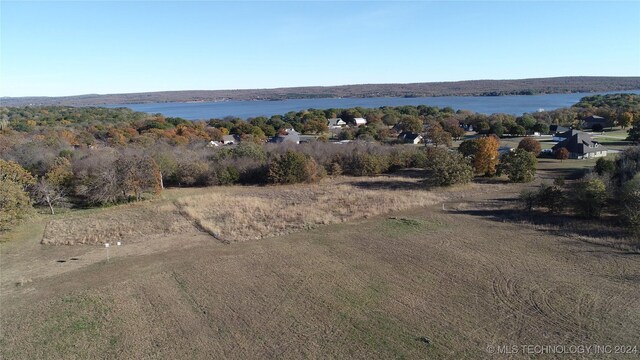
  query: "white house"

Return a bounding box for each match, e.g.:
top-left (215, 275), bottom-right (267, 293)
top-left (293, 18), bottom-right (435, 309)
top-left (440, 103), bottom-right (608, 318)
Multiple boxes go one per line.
top-left (354, 117), bottom-right (367, 126)
top-left (398, 132), bottom-right (423, 145)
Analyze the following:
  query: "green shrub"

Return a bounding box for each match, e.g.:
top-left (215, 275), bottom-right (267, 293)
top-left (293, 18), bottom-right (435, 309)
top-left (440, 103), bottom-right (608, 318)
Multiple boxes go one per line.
top-left (536, 183), bottom-right (564, 214)
top-left (519, 189), bottom-right (537, 212)
top-left (268, 150), bottom-right (322, 184)
top-left (427, 151), bottom-right (473, 186)
top-left (572, 178), bottom-right (608, 218)
top-left (344, 152), bottom-right (390, 176)
top-left (499, 149), bottom-right (537, 183)
top-left (0, 179), bottom-right (34, 231)
top-left (594, 157), bottom-right (615, 176)
top-left (619, 176), bottom-right (640, 234)
top-left (217, 166), bottom-right (240, 185)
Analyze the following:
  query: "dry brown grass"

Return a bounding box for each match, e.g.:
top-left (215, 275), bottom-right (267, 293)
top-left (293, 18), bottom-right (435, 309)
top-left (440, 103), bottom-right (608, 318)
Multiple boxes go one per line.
top-left (40, 175), bottom-right (445, 245)
top-left (175, 176), bottom-right (444, 242)
top-left (42, 202), bottom-right (196, 245)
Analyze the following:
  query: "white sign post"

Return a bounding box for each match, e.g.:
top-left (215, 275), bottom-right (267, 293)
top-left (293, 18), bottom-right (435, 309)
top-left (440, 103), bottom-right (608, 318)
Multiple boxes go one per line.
top-left (105, 243), bottom-right (110, 262)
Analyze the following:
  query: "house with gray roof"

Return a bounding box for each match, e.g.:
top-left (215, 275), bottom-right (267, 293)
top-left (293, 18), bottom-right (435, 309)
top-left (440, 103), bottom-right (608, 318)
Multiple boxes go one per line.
top-left (271, 128), bottom-right (300, 144)
top-left (550, 125), bottom-right (570, 141)
top-left (552, 130), bottom-right (607, 159)
top-left (327, 118), bottom-right (346, 129)
top-left (398, 131), bottom-right (423, 144)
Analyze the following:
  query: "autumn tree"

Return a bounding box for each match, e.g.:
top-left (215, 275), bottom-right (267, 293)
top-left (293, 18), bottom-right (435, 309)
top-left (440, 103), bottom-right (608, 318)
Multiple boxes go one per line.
top-left (517, 137), bottom-right (542, 156)
top-left (0, 179), bottom-right (34, 231)
top-left (114, 154), bottom-right (162, 201)
top-left (303, 119), bottom-right (328, 134)
top-left (0, 159), bottom-right (36, 189)
top-left (555, 147), bottom-right (570, 162)
top-left (473, 136), bottom-right (500, 176)
top-left (0, 159), bottom-right (35, 230)
top-left (426, 123), bottom-right (452, 147)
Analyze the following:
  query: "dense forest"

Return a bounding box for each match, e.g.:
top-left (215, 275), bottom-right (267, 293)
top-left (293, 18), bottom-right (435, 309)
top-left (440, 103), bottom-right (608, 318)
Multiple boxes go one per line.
top-left (1, 94), bottom-right (640, 232)
top-left (2, 76), bottom-right (639, 106)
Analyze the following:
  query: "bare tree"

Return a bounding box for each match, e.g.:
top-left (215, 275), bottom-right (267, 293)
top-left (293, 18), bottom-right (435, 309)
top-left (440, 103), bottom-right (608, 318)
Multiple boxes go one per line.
top-left (32, 178), bottom-right (66, 215)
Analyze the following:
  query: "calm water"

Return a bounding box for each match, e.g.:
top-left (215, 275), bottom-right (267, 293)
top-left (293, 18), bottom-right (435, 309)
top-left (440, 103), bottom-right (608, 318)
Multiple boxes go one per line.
top-left (107, 90), bottom-right (640, 120)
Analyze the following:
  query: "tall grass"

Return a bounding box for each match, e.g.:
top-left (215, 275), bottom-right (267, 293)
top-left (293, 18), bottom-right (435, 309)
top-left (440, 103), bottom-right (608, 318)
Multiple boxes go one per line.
top-left (175, 177), bottom-right (442, 242)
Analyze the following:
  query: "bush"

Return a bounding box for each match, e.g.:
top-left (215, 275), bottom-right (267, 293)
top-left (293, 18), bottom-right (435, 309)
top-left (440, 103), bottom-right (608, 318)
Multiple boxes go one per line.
top-left (174, 159), bottom-right (211, 186)
top-left (327, 161), bottom-right (343, 177)
top-left (268, 150), bottom-right (323, 184)
top-left (613, 146), bottom-right (640, 185)
top-left (0, 179), bottom-right (34, 231)
top-left (216, 166), bottom-right (240, 185)
top-left (342, 151), bottom-right (390, 176)
top-left (519, 189), bottom-right (537, 212)
top-left (458, 139), bottom-right (479, 159)
top-left (536, 183), bottom-right (564, 214)
top-left (572, 178), bottom-right (608, 218)
top-left (619, 176), bottom-right (640, 234)
top-left (499, 149), bottom-right (537, 183)
top-left (594, 157), bottom-right (615, 176)
top-left (427, 150), bottom-right (473, 186)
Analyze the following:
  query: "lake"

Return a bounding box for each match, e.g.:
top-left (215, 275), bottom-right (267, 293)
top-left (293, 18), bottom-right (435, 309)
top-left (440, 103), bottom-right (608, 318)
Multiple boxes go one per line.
top-left (106, 90), bottom-right (640, 120)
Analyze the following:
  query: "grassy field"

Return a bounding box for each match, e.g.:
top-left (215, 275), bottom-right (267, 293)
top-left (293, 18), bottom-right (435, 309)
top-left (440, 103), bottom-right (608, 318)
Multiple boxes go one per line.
top-left (1, 166), bottom-right (639, 359)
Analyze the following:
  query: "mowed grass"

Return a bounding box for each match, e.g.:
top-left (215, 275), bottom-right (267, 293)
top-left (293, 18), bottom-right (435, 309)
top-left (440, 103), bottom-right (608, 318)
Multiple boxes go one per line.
top-left (2, 159), bottom-right (639, 358)
top-left (2, 201), bottom-right (638, 359)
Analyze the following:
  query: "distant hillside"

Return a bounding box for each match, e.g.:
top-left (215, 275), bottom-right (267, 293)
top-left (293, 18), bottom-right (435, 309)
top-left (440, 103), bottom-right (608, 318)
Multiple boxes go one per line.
top-left (2, 76), bottom-right (640, 107)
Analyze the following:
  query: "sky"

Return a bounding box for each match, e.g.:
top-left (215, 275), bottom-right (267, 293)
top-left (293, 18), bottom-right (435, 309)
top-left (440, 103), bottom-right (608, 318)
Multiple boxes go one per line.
top-left (1, 1), bottom-right (639, 97)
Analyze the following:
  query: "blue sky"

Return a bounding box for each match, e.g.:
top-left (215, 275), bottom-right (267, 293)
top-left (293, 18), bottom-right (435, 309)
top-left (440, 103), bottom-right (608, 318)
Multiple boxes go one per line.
top-left (1, 1), bottom-right (639, 97)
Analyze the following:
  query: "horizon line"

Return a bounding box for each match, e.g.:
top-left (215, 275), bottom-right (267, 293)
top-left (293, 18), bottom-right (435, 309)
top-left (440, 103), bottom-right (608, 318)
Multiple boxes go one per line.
top-left (2, 75), bottom-right (640, 99)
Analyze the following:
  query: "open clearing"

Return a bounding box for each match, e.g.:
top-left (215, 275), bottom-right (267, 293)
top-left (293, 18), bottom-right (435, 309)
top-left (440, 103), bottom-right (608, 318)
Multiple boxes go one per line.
top-left (1, 171), bottom-right (639, 359)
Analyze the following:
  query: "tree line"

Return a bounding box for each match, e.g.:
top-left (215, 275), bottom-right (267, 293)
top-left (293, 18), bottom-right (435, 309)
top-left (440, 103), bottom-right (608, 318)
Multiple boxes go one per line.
top-left (2, 94), bottom-right (639, 231)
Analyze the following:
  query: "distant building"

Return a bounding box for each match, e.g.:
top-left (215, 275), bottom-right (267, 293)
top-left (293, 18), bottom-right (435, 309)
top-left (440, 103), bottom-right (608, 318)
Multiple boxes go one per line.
top-left (552, 130), bottom-right (608, 159)
top-left (354, 117), bottom-right (367, 126)
top-left (327, 118), bottom-right (346, 128)
top-left (398, 131), bottom-right (423, 144)
top-left (582, 115), bottom-right (608, 130)
top-left (552, 128), bottom-right (575, 142)
top-left (271, 128), bottom-right (300, 144)
top-left (222, 135), bottom-right (237, 145)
